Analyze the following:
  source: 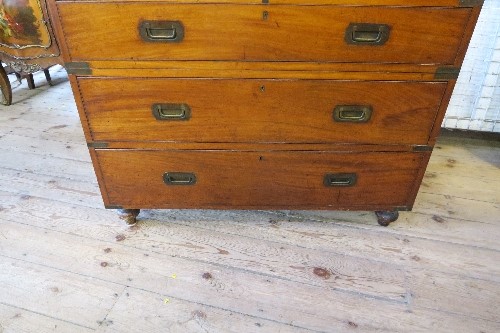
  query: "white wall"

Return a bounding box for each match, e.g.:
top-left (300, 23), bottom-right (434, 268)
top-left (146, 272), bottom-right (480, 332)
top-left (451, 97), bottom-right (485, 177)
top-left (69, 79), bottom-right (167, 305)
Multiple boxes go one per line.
top-left (445, 0), bottom-right (500, 133)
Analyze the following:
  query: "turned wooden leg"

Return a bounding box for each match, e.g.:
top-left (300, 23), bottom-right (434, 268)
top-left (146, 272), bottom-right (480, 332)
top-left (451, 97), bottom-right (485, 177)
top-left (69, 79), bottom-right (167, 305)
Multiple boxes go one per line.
top-left (118, 209), bottom-right (141, 225)
top-left (0, 62), bottom-right (12, 106)
top-left (375, 210), bottom-right (399, 226)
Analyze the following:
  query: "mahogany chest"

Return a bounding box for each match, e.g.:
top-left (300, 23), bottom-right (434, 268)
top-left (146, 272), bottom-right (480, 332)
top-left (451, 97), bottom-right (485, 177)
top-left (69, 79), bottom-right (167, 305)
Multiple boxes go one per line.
top-left (47, 0), bottom-right (483, 225)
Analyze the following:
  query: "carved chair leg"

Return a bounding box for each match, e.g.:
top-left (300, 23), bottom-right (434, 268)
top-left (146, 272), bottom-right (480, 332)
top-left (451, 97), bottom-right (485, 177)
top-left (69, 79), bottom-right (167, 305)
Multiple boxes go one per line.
top-left (0, 62), bottom-right (12, 106)
top-left (375, 210), bottom-right (399, 226)
top-left (44, 68), bottom-right (53, 85)
top-left (118, 209), bottom-right (141, 225)
top-left (26, 74), bottom-right (36, 90)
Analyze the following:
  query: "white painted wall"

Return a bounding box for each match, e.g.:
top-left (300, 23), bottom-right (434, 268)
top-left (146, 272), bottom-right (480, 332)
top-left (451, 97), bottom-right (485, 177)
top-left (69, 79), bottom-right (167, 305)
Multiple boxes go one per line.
top-left (445, 0), bottom-right (500, 132)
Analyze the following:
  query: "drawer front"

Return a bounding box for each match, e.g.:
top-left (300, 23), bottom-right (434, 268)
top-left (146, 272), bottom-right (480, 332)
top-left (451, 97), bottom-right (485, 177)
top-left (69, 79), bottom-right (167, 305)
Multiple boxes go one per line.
top-left (96, 150), bottom-right (424, 209)
top-left (79, 78), bottom-right (446, 145)
top-left (58, 3), bottom-right (469, 64)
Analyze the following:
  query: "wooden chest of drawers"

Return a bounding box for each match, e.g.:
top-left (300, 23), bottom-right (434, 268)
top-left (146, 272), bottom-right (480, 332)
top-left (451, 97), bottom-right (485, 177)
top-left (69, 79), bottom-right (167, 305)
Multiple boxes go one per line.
top-left (47, 0), bottom-right (483, 225)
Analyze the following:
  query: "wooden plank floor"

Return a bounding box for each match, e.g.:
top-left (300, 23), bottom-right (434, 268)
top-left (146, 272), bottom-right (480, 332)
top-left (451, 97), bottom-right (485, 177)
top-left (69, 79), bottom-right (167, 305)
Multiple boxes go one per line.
top-left (0, 66), bottom-right (499, 332)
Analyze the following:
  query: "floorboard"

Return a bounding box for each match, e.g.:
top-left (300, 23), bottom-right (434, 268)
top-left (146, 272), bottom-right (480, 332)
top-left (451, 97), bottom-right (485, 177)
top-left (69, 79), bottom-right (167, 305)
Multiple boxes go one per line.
top-left (0, 304), bottom-right (94, 333)
top-left (0, 67), bottom-right (499, 332)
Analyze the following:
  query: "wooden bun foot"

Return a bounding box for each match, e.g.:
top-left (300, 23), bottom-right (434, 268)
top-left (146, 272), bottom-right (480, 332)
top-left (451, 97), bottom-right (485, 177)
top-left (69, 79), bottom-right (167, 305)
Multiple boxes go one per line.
top-left (375, 210), bottom-right (399, 226)
top-left (118, 209), bottom-right (141, 225)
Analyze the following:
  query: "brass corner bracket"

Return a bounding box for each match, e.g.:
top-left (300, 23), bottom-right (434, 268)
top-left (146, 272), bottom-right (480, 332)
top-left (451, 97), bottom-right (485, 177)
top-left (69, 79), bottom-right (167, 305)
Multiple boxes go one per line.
top-left (435, 67), bottom-right (461, 81)
top-left (65, 62), bottom-right (92, 75)
top-left (459, 0), bottom-right (484, 7)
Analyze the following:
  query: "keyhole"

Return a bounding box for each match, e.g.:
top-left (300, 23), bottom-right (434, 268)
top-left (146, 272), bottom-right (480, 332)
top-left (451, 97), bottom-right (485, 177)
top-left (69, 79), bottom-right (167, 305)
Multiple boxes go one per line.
top-left (263, 11), bottom-right (269, 21)
top-left (260, 85), bottom-right (266, 92)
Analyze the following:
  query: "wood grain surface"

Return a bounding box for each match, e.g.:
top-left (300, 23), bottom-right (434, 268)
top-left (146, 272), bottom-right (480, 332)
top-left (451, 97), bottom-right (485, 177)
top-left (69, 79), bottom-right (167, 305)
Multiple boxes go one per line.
top-left (68, 61), bottom-right (455, 81)
top-left (78, 78), bottom-right (447, 145)
top-left (53, 0), bottom-right (474, 5)
top-left (1, 70), bottom-right (498, 332)
top-left (94, 149), bottom-right (425, 209)
top-left (56, 4), bottom-right (470, 64)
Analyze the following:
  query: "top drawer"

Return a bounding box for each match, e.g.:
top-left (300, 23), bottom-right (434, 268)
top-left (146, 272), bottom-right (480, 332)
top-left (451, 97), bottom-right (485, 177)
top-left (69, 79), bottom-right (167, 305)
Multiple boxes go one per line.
top-left (56, 3), bottom-right (471, 64)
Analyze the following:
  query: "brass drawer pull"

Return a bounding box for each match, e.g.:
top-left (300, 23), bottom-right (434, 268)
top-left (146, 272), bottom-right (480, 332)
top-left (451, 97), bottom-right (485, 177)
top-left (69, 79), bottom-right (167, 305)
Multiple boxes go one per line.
top-left (152, 103), bottom-right (191, 121)
top-left (324, 173), bottom-right (357, 187)
top-left (345, 23), bottom-right (391, 45)
top-left (163, 172), bottom-right (197, 185)
top-left (139, 21), bottom-right (184, 43)
top-left (333, 105), bottom-right (373, 123)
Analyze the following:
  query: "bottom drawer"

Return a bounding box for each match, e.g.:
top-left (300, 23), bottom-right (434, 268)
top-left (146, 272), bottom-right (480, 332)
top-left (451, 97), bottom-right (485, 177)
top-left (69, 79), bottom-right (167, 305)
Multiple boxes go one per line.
top-left (94, 150), bottom-right (426, 210)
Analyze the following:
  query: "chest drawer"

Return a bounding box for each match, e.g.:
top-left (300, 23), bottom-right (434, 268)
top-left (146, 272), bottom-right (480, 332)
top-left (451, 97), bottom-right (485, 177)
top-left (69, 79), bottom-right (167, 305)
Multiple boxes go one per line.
top-left (57, 3), bottom-right (470, 64)
top-left (78, 78), bottom-right (447, 145)
top-left (96, 149), bottom-right (424, 209)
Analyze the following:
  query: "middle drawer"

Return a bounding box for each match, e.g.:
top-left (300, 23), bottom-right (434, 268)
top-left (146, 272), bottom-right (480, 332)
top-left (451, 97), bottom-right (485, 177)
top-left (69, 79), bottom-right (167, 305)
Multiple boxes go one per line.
top-left (79, 78), bottom-right (447, 145)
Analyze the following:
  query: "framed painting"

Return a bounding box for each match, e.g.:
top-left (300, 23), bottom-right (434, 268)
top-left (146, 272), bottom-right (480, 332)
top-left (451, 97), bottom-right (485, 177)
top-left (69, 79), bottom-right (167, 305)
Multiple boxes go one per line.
top-left (0, 0), bottom-right (51, 50)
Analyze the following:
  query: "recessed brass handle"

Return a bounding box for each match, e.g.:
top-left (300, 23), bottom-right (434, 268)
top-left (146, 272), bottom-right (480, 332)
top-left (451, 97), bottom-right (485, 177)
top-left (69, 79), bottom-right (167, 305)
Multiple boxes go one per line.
top-left (333, 105), bottom-right (373, 123)
top-left (324, 173), bottom-right (357, 187)
top-left (139, 21), bottom-right (184, 43)
top-left (163, 172), bottom-right (197, 185)
top-left (345, 23), bottom-right (391, 45)
top-left (152, 103), bottom-right (191, 121)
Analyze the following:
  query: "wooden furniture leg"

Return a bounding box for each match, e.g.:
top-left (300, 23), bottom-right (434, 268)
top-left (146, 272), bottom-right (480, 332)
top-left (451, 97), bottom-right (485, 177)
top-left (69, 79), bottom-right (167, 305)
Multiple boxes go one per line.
top-left (118, 209), bottom-right (141, 225)
top-left (26, 74), bottom-right (36, 90)
top-left (1, 65), bottom-right (57, 105)
top-left (375, 210), bottom-right (399, 226)
top-left (44, 69), bottom-right (53, 85)
top-left (0, 62), bottom-right (12, 106)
